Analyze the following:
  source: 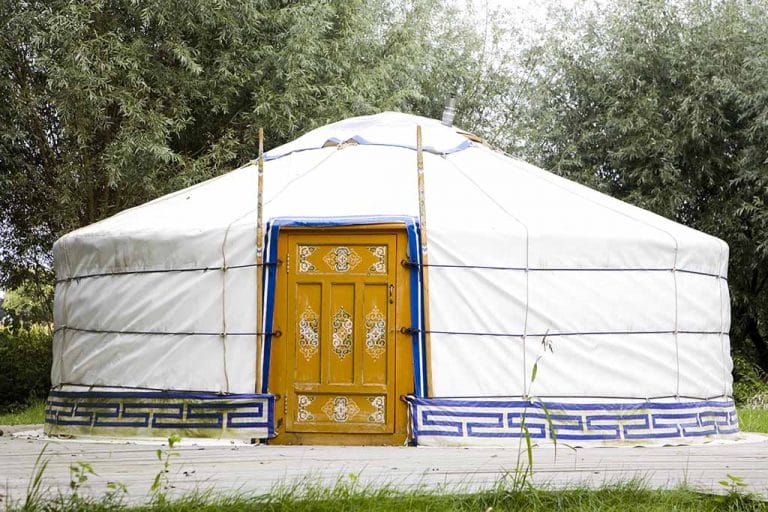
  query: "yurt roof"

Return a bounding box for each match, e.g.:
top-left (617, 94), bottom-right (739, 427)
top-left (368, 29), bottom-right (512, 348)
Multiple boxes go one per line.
top-left (54, 111), bottom-right (728, 281)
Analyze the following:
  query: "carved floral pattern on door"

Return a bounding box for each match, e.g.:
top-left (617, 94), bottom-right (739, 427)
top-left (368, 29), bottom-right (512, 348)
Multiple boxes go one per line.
top-left (332, 306), bottom-right (353, 359)
top-left (367, 246), bottom-right (387, 273)
top-left (297, 245), bottom-right (319, 273)
top-left (321, 396), bottom-right (361, 423)
top-left (367, 396), bottom-right (385, 424)
top-left (364, 305), bottom-right (386, 360)
top-left (323, 246), bottom-right (362, 272)
top-left (298, 304), bottom-right (320, 360)
top-left (296, 395), bottom-right (315, 422)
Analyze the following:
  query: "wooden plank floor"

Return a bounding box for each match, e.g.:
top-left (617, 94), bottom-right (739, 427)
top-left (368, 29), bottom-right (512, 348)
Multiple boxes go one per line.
top-left (1, 430), bottom-right (768, 505)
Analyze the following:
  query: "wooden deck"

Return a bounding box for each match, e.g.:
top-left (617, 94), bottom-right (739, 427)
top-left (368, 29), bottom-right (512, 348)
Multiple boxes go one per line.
top-left (1, 428), bottom-right (767, 505)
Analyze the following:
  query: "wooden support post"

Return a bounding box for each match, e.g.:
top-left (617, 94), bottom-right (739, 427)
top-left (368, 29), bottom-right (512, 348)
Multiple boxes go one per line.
top-left (416, 126), bottom-right (432, 396)
top-left (256, 128), bottom-right (265, 394)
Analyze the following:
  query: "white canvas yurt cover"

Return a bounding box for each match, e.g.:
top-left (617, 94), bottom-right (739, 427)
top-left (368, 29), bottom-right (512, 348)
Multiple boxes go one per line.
top-left (46, 112), bottom-right (737, 445)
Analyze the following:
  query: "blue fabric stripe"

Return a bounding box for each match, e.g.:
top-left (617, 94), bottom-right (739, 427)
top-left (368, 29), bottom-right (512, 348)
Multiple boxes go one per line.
top-left (260, 220), bottom-right (281, 394)
top-left (406, 396), bottom-right (736, 411)
top-left (408, 222), bottom-right (427, 397)
top-left (408, 397), bottom-right (739, 442)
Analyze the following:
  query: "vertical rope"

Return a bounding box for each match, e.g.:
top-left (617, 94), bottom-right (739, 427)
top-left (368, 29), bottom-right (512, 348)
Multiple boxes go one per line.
top-left (255, 128), bottom-right (265, 393)
top-left (717, 240), bottom-right (727, 397)
top-left (59, 238), bottom-right (73, 386)
top-left (220, 234), bottom-right (231, 393)
top-left (523, 231), bottom-right (530, 398)
top-left (673, 245), bottom-right (680, 399)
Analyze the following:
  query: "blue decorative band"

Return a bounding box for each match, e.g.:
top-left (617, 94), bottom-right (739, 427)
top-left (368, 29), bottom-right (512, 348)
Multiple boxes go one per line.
top-left (407, 397), bottom-right (739, 444)
top-left (44, 390), bottom-right (275, 439)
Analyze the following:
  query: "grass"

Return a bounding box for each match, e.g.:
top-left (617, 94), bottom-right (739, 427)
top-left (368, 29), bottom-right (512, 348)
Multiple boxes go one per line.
top-left (4, 480), bottom-right (768, 511)
top-left (737, 407), bottom-right (768, 434)
top-left (0, 399), bottom-right (46, 425)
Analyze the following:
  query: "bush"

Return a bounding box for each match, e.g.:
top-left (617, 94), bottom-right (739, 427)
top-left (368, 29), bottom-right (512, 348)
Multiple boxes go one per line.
top-left (732, 352), bottom-right (768, 406)
top-left (0, 325), bottom-right (52, 412)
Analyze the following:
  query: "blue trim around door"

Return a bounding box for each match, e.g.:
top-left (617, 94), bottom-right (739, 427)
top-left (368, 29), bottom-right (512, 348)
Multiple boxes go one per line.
top-left (260, 216), bottom-right (428, 397)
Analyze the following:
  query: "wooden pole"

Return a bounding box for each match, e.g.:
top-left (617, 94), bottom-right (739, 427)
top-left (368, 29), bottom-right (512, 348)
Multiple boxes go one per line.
top-left (256, 128), bottom-right (265, 394)
top-left (416, 126), bottom-right (427, 253)
top-left (416, 126), bottom-right (432, 396)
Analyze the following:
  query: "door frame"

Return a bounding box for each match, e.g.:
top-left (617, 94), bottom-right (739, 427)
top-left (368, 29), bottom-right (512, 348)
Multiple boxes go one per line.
top-left (260, 216), bottom-right (428, 445)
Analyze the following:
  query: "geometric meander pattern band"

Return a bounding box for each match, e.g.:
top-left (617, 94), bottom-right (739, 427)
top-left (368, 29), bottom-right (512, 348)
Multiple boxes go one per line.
top-left (407, 397), bottom-right (739, 443)
top-left (44, 390), bottom-right (275, 439)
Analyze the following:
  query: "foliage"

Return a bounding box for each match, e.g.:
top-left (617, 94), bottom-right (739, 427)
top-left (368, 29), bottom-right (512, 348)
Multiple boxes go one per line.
top-left (0, 326), bottom-right (52, 411)
top-left (69, 461), bottom-right (97, 500)
top-left (1, 281), bottom-right (53, 329)
top-left (732, 354), bottom-right (768, 405)
top-left (151, 434), bottom-right (182, 504)
top-left (509, 0), bottom-right (768, 373)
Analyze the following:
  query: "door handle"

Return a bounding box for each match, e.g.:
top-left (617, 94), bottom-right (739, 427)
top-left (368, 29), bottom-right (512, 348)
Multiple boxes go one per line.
top-left (389, 284), bottom-right (394, 304)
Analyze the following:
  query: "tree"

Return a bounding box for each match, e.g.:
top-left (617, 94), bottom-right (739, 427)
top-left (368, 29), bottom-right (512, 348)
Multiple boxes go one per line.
top-left (1, 281), bottom-right (53, 330)
top-left (509, 0), bottom-right (768, 372)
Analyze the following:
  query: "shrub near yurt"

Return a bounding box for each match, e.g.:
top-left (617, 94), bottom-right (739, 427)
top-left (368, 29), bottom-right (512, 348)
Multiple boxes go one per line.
top-left (46, 113), bottom-right (736, 445)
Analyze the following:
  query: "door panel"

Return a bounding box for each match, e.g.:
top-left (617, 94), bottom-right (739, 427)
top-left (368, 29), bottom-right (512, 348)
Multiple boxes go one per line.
top-left (327, 282), bottom-right (354, 383)
top-left (270, 226), bottom-right (413, 445)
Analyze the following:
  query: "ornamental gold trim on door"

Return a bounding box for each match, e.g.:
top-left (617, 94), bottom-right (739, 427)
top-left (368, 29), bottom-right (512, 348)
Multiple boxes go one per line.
top-left (296, 395), bottom-right (315, 422)
top-left (298, 304), bottom-right (320, 361)
top-left (367, 396), bottom-right (385, 424)
top-left (297, 246), bottom-right (319, 273)
top-left (367, 246), bottom-right (387, 273)
top-left (331, 306), bottom-right (353, 360)
top-left (323, 246), bottom-right (362, 272)
top-left (364, 305), bottom-right (386, 360)
top-left (292, 394), bottom-right (388, 425)
top-left (321, 396), bottom-right (361, 423)
top-left (296, 244), bottom-right (389, 275)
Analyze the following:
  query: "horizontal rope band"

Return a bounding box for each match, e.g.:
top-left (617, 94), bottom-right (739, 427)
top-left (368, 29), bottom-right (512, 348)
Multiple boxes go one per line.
top-left (410, 394), bottom-right (733, 401)
top-left (57, 261), bottom-right (726, 283)
top-left (407, 328), bottom-right (724, 338)
top-left (58, 325), bottom-right (724, 339)
top-left (55, 326), bottom-right (280, 337)
top-left (51, 383), bottom-right (273, 399)
top-left (56, 260), bottom-right (282, 284)
top-left (400, 260), bottom-right (726, 280)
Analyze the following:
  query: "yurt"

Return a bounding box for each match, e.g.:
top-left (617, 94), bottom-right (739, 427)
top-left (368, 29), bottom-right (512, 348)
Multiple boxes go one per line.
top-left (46, 112), bottom-right (737, 445)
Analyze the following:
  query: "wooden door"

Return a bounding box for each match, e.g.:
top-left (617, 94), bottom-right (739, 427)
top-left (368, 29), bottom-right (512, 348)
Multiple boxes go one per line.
top-left (270, 227), bottom-right (413, 445)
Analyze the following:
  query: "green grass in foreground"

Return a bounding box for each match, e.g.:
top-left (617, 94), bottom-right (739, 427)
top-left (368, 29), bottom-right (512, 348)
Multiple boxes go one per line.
top-left (6, 481), bottom-right (768, 512)
top-left (0, 399), bottom-right (46, 425)
top-left (738, 407), bottom-right (768, 434)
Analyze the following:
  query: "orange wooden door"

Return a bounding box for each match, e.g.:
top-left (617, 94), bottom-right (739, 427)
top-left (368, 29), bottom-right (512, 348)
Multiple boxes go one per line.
top-left (270, 227), bottom-right (412, 444)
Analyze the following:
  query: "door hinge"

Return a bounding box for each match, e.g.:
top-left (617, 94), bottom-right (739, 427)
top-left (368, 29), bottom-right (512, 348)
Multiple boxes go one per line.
top-left (286, 254), bottom-right (290, 273)
top-left (283, 395), bottom-right (288, 416)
